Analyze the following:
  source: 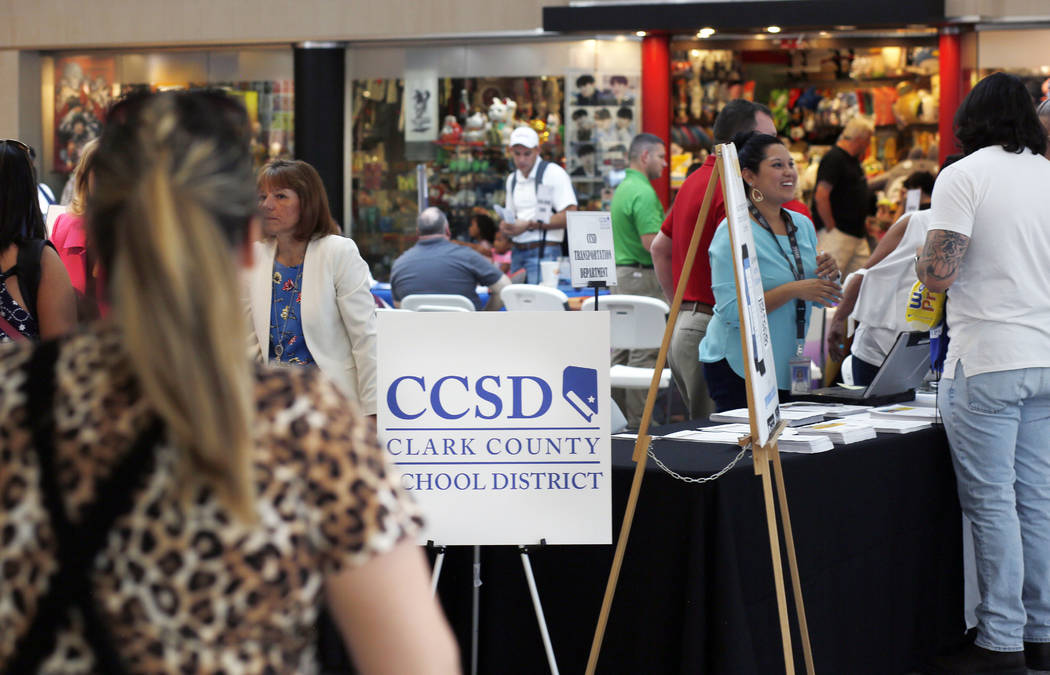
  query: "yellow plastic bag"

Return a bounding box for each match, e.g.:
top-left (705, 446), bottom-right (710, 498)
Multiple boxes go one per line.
top-left (904, 280), bottom-right (945, 331)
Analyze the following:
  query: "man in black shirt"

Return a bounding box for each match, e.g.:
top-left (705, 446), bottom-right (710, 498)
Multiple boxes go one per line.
top-left (813, 116), bottom-right (874, 274)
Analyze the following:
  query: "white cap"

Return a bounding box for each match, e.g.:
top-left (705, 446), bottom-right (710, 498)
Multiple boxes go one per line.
top-left (509, 126), bottom-right (539, 149)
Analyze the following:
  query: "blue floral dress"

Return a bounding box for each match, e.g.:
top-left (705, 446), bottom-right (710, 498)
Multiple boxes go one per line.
top-left (269, 260), bottom-right (314, 365)
top-left (0, 268), bottom-right (38, 343)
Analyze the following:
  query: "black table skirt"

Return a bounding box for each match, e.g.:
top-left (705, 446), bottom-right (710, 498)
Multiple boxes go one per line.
top-left (423, 426), bottom-right (964, 675)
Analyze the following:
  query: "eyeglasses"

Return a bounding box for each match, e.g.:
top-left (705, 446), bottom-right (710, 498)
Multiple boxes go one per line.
top-left (0, 139), bottom-right (35, 160)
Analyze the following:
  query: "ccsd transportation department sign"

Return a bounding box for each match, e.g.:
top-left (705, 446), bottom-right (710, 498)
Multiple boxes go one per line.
top-left (377, 311), bottom-right (612, 545)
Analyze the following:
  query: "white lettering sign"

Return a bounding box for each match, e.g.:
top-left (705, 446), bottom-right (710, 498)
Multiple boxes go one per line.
top-left (377, 311), bottom-right (612, 545)
top-left (567, 211), bottom-right (617, 287)
top-left (720, 143), bottom-right (781, 446)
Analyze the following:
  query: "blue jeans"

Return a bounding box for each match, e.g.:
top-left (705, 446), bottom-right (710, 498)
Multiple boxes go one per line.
top-left (939, 362), bottom-right (1050, 651)
top-left (851, 354), bottom-right (881, 387)
top-left (702, 358), bottom-right (795, 413)
top-left (511, 243), bottom-right (561, 285)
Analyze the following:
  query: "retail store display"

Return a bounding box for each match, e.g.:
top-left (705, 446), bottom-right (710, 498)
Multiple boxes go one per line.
top-left (563, 70), bottom-right (641, 212)
top-left (351, 76), bottom-right (566, 280)
top-left (53, 54), bottom-right (293, 181)
top-left (668, 43), bottom-right (941, 209)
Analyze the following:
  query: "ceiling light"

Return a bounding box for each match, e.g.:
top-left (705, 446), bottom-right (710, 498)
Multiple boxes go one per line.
top-left (697, 27), bottom-right (716, 38)
top-left (819, 30), bottom-right (831, 37)
top-left (635, 31), bottom-right (647, 37)
top-left (766, 26), bottom-right (782, 34)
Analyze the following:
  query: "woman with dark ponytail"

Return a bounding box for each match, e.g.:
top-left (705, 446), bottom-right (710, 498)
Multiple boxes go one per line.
top-left (699, 131), bottom-right (842, 410)
top-left (0, 139), bottom-right (76, 342)
top-left (0, 91), bottom-right (458, 674)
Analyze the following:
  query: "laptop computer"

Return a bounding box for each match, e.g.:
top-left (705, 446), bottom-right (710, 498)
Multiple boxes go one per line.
top-left (799, 331), bottom-right (931, 406)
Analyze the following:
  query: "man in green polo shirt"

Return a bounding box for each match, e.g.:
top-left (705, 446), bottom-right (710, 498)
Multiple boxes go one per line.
top-left (610, 132), bottom-right (667, 426)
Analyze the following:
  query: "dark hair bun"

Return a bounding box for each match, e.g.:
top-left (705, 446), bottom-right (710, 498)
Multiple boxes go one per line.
top-left (730, 130), bottom-right (758, 149)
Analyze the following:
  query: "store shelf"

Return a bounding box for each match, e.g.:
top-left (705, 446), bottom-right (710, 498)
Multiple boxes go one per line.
top-left (786, 74), bottom-right (934, 88)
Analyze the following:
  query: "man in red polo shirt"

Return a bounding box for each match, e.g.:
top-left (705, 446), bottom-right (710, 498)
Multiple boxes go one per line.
top-left (652, 100), bottom-right (810, 420)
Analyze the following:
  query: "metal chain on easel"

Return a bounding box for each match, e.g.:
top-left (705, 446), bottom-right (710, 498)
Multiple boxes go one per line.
top-left (645, 440), bottom-right (751, 485)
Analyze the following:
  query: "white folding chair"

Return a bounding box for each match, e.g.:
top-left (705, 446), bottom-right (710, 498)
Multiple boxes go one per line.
top-left (501, 285), bottom-right (569, 311)
top-left (416, 304), bottom-right (471, 313)
top-left (579, 294), bottom-right (673, 402)
top-left (400, 294), bottom-right (476, 312)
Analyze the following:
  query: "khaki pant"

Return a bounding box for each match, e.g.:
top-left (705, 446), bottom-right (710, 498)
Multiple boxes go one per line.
top-left (667, 308), bottom-right (715, 421)
top-left (611, 266), bottom-right (663, 427)
top-left (817, 227), bottom-right (870, 276)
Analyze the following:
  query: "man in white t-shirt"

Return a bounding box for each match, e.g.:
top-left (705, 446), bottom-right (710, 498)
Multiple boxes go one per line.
top-left (918, 72), bottom-right (1050, 675)
top-left (498, 127), bottom-right (578, 284)
top-left (827, 155), bottom-right (960, 386)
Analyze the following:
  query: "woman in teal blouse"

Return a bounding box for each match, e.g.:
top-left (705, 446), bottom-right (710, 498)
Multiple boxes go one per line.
top-left (699, 132), bottom-right (842, 411)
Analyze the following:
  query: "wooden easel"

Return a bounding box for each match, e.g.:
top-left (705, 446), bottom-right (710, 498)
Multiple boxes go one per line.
top-left (585, 147), bottom-right (815, 675)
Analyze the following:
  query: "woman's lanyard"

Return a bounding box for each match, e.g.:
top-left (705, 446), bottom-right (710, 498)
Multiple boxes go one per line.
top-left (749, 204), bottom-right (807, 355)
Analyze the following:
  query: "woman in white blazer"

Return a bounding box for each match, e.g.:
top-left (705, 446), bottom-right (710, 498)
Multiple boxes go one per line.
top-left (248, 159), bottom-right (377, 415)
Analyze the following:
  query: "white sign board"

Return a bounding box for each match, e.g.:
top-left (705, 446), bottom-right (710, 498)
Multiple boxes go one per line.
top-left (567, 211), bottom-right (617, 287)
top-left (377, 311), bottom-right (612, 546)
top-left (719, 143), bottom-right (781, 446)
top-left (403, 71), bottom-right (438, 142)
top-left (904, 188), bottom-right (921, 214)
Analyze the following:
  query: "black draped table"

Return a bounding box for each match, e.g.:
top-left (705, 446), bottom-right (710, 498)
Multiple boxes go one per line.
top-left (429, 424), bottom-right (964, 674)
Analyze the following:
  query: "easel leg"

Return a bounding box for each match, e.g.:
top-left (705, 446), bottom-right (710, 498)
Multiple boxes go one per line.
top-left (430, 546), bottom-right (446, 597)
top-left (756, 444), bottom-right (796, 675)
top-left (520, 548), bottom-right (560, 675)
top-left (771, 449), bottom-right (815, 675)
top-left (471, 545), bottom-right (481, 675)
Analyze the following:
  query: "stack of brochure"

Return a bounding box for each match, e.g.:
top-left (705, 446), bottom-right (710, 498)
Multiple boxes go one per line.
top-left (709, 407), bottom-right (825, 427)
top-left (911, 390), bottom-right (939, 408)
top-left (779, 401), bottom-right (871, 418)
top-left (798, 419), bottom-right (877, 444)
top-left (664, 424), bottom-right (833, 453)
top-left (849, 412), bottom-right (932, 434)
top-left (869, 404), bottom-right (941, 422)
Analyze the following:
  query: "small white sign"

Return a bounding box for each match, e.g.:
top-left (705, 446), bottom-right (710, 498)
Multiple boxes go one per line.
top-left (567, 211), bottom-right (617, 288)
top-left (720, 143), bottom-right (781, 446)
top-left (377, 311), bottom-right (612, 546)
top-left (404, 71), bottom-right (438, 143)
top-left (535, 184), bottom-right (555, 224)
top-left (904, 188), bottom-right (921, 214)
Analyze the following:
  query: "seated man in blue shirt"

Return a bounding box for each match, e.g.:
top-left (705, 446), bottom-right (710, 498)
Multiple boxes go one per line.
top-left (390, 207), bottom-right (510, 310)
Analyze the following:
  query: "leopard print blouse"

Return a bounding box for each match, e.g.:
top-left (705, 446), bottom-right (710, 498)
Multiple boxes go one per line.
top-left (0, 325), bottom-right (422, 673)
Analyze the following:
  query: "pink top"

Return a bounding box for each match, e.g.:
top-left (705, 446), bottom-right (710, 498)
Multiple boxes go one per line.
top-left (492, 250), bottom-right (512, 265)
top-left (50, 212), bottom-right (88, 296)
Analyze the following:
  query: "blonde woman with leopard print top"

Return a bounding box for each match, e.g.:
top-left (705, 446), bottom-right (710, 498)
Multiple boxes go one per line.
top-left (0, 91), bottom-right (459, 674)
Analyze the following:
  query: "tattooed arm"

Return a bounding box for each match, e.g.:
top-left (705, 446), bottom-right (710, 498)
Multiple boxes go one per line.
top-left (915, 229), bottom-right (970, 292)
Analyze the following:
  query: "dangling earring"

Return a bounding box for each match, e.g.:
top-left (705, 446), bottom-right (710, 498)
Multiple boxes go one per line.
top-left (749, 184), bottom-right (765, 203)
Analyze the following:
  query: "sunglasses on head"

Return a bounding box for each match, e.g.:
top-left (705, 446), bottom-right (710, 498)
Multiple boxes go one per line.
top-left (0, 139), bottom-right (35, 160)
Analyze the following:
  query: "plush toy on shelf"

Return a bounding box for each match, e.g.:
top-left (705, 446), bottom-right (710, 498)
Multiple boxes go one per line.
top-left (487, 97), bottom-right (509, 146)
top-left (462, 111), bottom-right (490, 145)
top-left (546, 112), bottom-right (561, 146)
top-left (439, 115), bottom-right (462, 144)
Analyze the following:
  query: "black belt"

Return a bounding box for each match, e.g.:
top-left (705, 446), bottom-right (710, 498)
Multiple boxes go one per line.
top-left (618, 262), bottom-right (654, 269)
top-left (680, 301), bottom-right (713, 315)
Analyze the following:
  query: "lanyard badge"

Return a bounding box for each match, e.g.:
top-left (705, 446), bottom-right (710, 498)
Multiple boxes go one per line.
top-left (750, 205), bottom-right (811, 394)
top-left (789, 350), bottom-right (811, 394)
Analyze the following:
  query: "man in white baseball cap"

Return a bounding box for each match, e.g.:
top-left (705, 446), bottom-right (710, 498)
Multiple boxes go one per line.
top-left (498, 126), bottom-right (577, 284)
